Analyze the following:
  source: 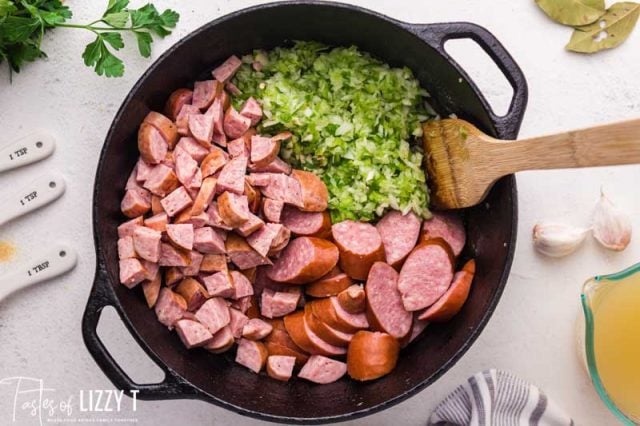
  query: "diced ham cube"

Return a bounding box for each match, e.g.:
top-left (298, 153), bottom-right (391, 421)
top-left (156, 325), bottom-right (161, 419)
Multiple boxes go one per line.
top-left (176, 104), bottom-right (200, 136)
top-left (202, 271), bottom-right (234, 298)
top-left (250, 135), bottom-right (279, 168)
top-left (298, 355), bottom-right (347, 384)
top-left (191, 177), bottom-right (217, 216)
top-left (195, 297), bottom-right (230, 335)
top-left (229, 308), bottom-right (249, 338)
top-left (237, 213), bottom-right (264, 237)
top-left (227, 136), bottom-right (250, 158)
top-left (138, 123), bottom-right (168, 165)
top-left (242, 318), bottom-right (273, 341)
top-left (175, 137), bottom-right (210, 163)
top-left (175, 277), bottom-right (209, 311)
top-left (266, 355), bottom-right (295, 382)
top-left (201, 148), bottom-right (227, 177)
top-left (175, 319), bottom-right (213, 349)
top-left (136, 159), bottom-right (154, 182)
top-left (193, 227), bottom-right (226, 254)
top-left (230, 270), bottom-right (254, 300)
top-left (206, 97), bottom-right (225, 136)
top-left (260, 288), bottom-right (299, 318)
top-left (119, 258), bottom-right (146, 288)
top-left (188, 113), bottom-right (214, 146)
top-left (217, 192), bottom-right (250, 227)
top-left (144, 213), bottom-right (168, 232)
top-left (204, 326), bottom-right (235, 353)
top-left (262, 198), bottom-right (284, 223)
top-left (200, 254), bottom-right (227, 273)
top-left (165, 267), bottom-right (184, 287)
top-left (217, 156), bottom-right (247, 195)
top-left (248, 156), bottom-right (292, 174)
top-left (246, 173), bottom-right (273, 187)
top-left (121, 188), bottom-right (151, 218)
top-left (246, 223), bottom-right (282, 257)
top-left (180, 250), bottom-right (203, 277)
top-left (206, 202), bottom-right (233, 231)
top-left (161, 186), bottom-right (193, 217)
top-left (235, 338), bottom-right (268, 373)
top-left (159, 243), bottom-right (191, 267)
top-left (174, 146), bottom-right (199, 188)
top-left (223, 107), bottom-right (251, 139)
top-left (141, 260), bottom-right (159, 281)
top-left (212, 55), bottom-right (242, 83)
top-left (143, 164), bottom-right (179, 197)
top-left (118, 216), bottom-right (143, 238)
top-left (142, 275), bottom-right (161, 308)
top-left (166, 224), bottom-right (194, 251)
top-left (133, 227), bottom-right (162, 263)
top-left (192, 80), bottom-right (219, 110)
top-left (239, 97), bottom-right (262, 126)
top-left (259, 174), bottom-right (303, 207)
top-left (155, 288), bottom-right (187, 329)
top-left (118, 236), bottom-right (136, 259)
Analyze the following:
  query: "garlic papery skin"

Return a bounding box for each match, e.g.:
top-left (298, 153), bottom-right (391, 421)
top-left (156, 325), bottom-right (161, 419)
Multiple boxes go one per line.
top-left (592, 191), bottom-right (632, 251)
top-left (532, 223), bottom-right (589, 258)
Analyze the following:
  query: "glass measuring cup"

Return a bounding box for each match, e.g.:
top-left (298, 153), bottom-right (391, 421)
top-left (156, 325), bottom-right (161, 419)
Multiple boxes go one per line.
top-left (580, 263), bottom-right (640, 425)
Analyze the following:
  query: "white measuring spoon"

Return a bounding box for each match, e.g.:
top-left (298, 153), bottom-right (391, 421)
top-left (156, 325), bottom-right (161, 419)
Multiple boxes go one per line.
top-left (0, 244), bottom-right (77, 301)
top-left (0, 172), bottom-right (66, 227)
top-left (0, 131), bottom-right (56, 173)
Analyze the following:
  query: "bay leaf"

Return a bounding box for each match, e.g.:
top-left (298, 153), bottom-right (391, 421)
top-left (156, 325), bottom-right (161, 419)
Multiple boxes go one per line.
top-left (535, 0), bottom-right (606, 26)
top-left (566, 2), bottom-right (640, 53)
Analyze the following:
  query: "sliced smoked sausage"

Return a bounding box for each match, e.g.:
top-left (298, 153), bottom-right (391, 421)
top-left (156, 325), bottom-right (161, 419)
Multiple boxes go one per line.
top-left (291, 170), bottom-right (328, 212)
top-left (305, 266), bottom-right (353, 298)
top-left (365, 262), bottom-right (412, 340)
top-left (347, 331), bottom-right (399, 381)
top-left (398, 240), bottom-right (454, 312)
top-left (298, 355), bottom-right (347, 384)
top-left (376, 210), bottom-right (421, 268)
top-left (418, 259), bottom-right (475, 322)
top-left (331, 220), bottom-right (385, 280)
top-left (281, 206), bottom-right (331, 238)
top-left (164, 88), bottom-right (193, 120)
top-left (337, 284), bottom-right (366, 314)
top-left (267, 237), bottom-right (339, 284)
top-left (420, 211), bottom-right (466, 256)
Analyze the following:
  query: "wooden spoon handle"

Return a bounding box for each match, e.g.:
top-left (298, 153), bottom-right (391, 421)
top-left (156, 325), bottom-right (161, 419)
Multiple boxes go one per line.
top-left (496, 118), bottom-right (640, 174)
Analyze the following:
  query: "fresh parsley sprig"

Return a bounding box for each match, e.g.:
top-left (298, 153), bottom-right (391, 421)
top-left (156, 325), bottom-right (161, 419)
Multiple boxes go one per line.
top-left (0, 0), bottom-right (179, 78)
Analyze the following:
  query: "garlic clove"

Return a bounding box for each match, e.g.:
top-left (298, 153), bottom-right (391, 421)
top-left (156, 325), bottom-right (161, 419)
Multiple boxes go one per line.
top-left (592, 191), bottom-right (632, 251)
top-left (532, 222), bottom-right (589, 258)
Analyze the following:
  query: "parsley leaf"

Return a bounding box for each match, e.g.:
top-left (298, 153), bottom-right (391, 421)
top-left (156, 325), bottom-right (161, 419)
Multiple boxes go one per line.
top-left (82, 34), bottom-right (124, 77)
top-left (134, 30), bottom-right (152, 57)
top-left (1, 0), bottom-right (179, 78)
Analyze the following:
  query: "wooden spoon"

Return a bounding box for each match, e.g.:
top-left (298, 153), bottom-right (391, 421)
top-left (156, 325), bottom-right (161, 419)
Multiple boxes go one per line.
top-left (422, 118), bottom-right (640, 209)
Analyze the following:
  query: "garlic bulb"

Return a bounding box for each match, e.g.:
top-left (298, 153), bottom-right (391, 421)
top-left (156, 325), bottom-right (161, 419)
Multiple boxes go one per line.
top-left (532, 222), bottom-right (589, 257)
top-left (592, 191), bottom-right (632, 251)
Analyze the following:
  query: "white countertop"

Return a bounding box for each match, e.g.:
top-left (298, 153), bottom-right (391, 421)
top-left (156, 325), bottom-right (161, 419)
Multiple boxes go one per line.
top-left (1, 1), bottom-right (639, 425)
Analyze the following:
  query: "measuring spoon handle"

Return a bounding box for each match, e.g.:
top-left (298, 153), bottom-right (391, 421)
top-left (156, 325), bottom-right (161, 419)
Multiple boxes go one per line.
top-left (0, 244), bottom-right (77, 301)
top-left (0, 172), bottom-right (66, 227)
top-left (0, 131), bottom-right (56, 173)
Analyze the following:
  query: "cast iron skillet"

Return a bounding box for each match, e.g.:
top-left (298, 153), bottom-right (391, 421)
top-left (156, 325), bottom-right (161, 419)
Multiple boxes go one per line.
top-left (83, 1), bottom-right (527, 423)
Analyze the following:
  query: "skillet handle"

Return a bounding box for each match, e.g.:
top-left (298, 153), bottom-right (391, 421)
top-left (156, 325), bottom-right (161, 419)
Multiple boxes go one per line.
top-left (82, 265), bottom-right (199, 399)
top-left (407, 22), bottom-right (528, 139)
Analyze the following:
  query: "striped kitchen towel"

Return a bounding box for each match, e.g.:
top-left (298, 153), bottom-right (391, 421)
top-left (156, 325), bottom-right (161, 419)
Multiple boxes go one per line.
top-left (429, 369), bottom-right (574, 426)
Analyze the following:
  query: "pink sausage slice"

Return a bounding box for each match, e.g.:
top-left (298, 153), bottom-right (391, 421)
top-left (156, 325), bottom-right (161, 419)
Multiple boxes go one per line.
top-left (365, 262), bottom-right (412, 340)
top-left (418, 259), bottom-right (476, 322)
top-left (175, 319), bottom-right (213, 349)
top-left (266, 355), bottom-right (295, 381)
top-left (267, 237), bottom-right (339, 284)
top-left (166, 224), bottom-right (194, 251)
top-left (155, 288), bottom-right (187, 329)
top-left (195, 297), bottom-right (230, 335)
top-left (420, 211), bottom-right (466, 256)
top-left (235, 338), bottom-right (268, 373)
top-left (298, 355), bottom-right (347, 384)
top-left (376, 210), bottom-right (421, 268)
top-left (243, 318), bottom-right (274, 340)
top-left (398, 242), bottom-right (454, 311)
